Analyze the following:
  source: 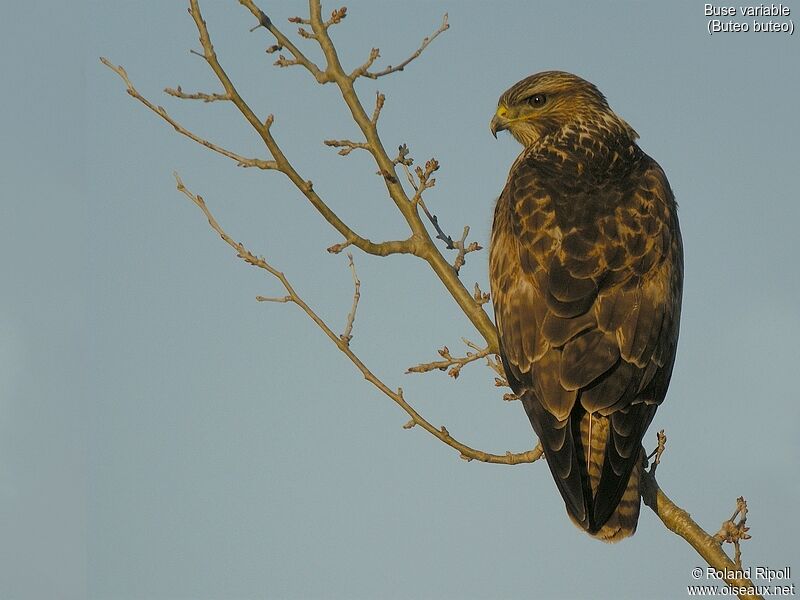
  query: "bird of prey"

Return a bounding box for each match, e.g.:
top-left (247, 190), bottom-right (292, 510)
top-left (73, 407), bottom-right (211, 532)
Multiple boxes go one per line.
top-left (489, 71), bottom-right (683, 541)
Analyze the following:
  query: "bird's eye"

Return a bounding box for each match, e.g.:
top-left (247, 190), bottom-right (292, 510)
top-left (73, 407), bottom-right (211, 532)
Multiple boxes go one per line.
top-left (527, 94), bottom-right (547, 107)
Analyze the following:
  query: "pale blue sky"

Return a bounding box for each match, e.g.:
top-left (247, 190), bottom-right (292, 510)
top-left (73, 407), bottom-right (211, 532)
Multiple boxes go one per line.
top-left (2, 2), bottom-right (798, 599)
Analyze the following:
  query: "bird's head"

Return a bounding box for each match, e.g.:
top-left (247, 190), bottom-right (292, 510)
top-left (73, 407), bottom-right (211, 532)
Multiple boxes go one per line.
top-left (490, 71), bottom-right (637, 148)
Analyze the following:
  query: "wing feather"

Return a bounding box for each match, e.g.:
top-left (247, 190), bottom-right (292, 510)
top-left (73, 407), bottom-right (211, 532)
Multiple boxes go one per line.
top-left (490, 153), bottom-right (682, 535)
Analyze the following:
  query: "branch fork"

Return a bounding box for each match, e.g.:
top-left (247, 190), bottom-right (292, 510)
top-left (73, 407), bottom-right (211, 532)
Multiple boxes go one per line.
top-left (407, 338), bottom-right (491, 379)
top-left (713, 497), bottom-right (752, 569)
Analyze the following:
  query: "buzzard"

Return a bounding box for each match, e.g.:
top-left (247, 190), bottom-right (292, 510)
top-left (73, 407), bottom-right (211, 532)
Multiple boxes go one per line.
top-left (489, 71), bottom-right (683, 541)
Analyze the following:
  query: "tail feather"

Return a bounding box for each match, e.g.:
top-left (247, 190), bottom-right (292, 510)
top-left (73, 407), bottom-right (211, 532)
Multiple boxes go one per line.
top-left (569, 410), bottom-right (642, 542)
top-left (522, 391), bottom-right (644, 542)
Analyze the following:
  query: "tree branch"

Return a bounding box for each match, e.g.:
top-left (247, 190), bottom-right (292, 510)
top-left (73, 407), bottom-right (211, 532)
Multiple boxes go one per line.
top-left (473, 282), bottom-right (490, 306)
top-left (323, 138), bottom-right (371, 156)
top-left (358, 13), bottom-right (449, 80)
top-left (642, 434), bottom-right (762, 600)
top-left (339, 252), bottom-right (360, 345)
top-left (174, 173), bottom-right (541, 466)
top-left (100, 58), bottom-right (276, 170)
top-left (407, 342), bottom-right (491, 379)
top-left (239, 0), bottom-right (499, 351)
top-left (164, 85), bottom-right (229, 102)
top-left (103, 7), bottom-right (413, 259)
top-left (239, 0), bottom-right (331, 83)
top-left (713, 497), bottom-right (751, 571)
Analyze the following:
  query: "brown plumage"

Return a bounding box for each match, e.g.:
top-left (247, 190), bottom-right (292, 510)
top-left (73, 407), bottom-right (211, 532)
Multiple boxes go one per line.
top-left (489, 71), bottom-right (682, 541)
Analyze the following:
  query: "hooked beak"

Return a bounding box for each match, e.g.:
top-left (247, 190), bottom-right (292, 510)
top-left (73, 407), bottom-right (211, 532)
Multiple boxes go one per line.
top-left (490, 105), bottom-right (510, 138)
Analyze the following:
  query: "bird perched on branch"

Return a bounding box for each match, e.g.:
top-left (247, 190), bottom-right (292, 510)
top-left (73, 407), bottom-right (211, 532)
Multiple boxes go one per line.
top-left (489, 71), bottom-right (683, 541)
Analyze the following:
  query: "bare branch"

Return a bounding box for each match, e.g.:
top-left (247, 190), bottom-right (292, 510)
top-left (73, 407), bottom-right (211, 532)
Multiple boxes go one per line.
top-left (174, 173), bottom-right (540, 466)
top-left (485, 356), bottom-right (520, 401)
top-left (641, 432), bottom-right (762, 599)
top-left (452, 226), bottom-right (483, 274)
top-left (326, 239), bottom-right (352, 254)
top-left (411, 159), bottom-right (440, 202)
top-left (359, 13), bottom-right (449, 80)
top-left (393, 143), bottom-right (413, 167)
top-left (273, 53), bottom-right (304, 69)
top-left (417, 198), bottom-right (451, 243)
top-left (461, 337), bottom-right (483, 352)
top-left (296, 26), bottom-right (316, 40)
top-left (340, 253), bottom-right (361, 345)
top-left (473, 282), bottom-right (490, 305)
top-left (407, 343), bottom-right (491, 378)
top-left (177, 2), bottom-right (414, 258)
top-left (164, 85), bottom-right (229, 102)
top-left (238, 0), bottom-right (331, 83)
top-left (646, 429), bottom-right (667, 476)
top-left (350, 47), bottom-right (380, 81)
top-left (323, 138), bottom-right (371, 156)
top-left (238, 0), bottom-right (498, 349)
top-left (397, 147), bottom-right (480, 272)
top-left (100, 58), bottom-right (277, 170)
top-left (485, 355), bottom-right (505, 380)
top-left (323, 7), bottom-right (348, 28)
top-left (414, 187), bottom-right (483, 273)
top-left (713, 497), bottom-right (752, 569)
top-left (371, 92), bottom-right (385, 125)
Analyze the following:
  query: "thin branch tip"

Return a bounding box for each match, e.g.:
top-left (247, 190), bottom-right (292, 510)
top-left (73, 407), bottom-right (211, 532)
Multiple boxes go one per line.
top-left (714, 496), bottom-right (752, 569)
top-left (407, 341), bottom-right (491, 378)
top-left (358, 13), bottom-right (449, 79)
top-left (164, 85), bottom-right (229, 102)
top-left (339, 253), bottom-right (361, 345)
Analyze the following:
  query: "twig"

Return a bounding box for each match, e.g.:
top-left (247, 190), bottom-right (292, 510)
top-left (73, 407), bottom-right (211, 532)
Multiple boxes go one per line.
top-left (641, 431), bottom-right (762, 600)
top-left (393, 143), bottom-right (413, 167)
top-left (713, 497), bottom-right (752, 569)
top-left (417, 198), bottom-right (452, 244)
top-left (371, 92), bottom-right (385, 125)
top-left (473, 282), bottom-right (490, 305)
top-left (483, 352), bottom-right (513, 394)
top-left (164, 85), bottom-right (229, 102)
top-left (350, 47), bottom-right (381, 81)
top-left (340, 253), bottom-right (360, 345)
top-left (407, 343), bottom-right (491, 378)
top-left (239, 0), bottom-right (332, 83)
top-left (244, 0), bottom-right (499, 349)
top-left (100, 58), bottom-right (277, 170)
top-left (296, 26), bottom-right (316, 40)
top-left (359, 14), bottom-right (449, 79)
top-left (646, 429), bottom-right (667, 476)
top-left (323, 7), bottom-right (348, 29)
top-left (461, 337), bottom-right (483, 352)
top-left (326, 239), bottom-right (352, 254)
top-left (452, 226), bottom-right (483, 274)
top-left (486, 355), bottom-right (506, 380)
top-left (193, 0), bottom-right (413, 257)
top-left (397, 149), bottom-right (481, 272)
top-left (404, 158), bottom-right (439, 206)
top-left (323, 138), bottom-right (371, 156)
top-left (174, 173), bottom-right (540, 466)
top-left (104, 4), bottom-right (413, 258)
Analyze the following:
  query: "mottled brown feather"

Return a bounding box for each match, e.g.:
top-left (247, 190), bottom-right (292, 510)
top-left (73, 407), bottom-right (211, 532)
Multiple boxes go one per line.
top-left (489, 71), bottom-right (682, 541)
